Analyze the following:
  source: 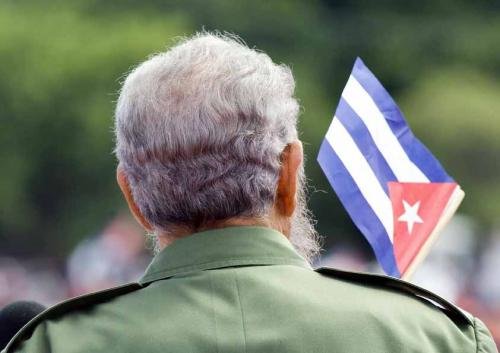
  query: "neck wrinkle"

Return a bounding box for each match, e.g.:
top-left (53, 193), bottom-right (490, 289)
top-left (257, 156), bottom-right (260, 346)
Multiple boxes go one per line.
top-left (155, 216), bottom-right (287, 250)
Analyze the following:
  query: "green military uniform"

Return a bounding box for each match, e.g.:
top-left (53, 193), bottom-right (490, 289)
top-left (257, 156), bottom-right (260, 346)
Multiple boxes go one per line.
top-left (3, 226), bottom-right (497, 352)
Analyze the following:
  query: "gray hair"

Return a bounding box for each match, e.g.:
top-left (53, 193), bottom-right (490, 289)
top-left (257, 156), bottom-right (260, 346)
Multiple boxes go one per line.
top-left (115, 32), bottom-right (320, 260)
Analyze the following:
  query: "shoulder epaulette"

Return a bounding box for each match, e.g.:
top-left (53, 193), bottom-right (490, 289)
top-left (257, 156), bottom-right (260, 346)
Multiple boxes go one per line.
top-left (315, 267), bottom-right (472, 326)
top-left (4, 282), bottom-right (142, 352)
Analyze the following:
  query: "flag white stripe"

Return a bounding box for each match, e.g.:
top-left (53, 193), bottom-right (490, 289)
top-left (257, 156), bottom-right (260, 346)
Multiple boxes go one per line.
top-left (342, 76), bottom-right (429, 183)
top-left (326, 118), bottom-right (394, 242)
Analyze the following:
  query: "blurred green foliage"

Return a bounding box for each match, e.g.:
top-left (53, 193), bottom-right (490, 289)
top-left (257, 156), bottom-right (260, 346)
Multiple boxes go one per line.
top-left (1, 0), bottom-right (499, 259)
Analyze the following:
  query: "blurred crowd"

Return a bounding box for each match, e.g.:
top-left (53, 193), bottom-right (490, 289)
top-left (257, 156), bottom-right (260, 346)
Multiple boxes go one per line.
top-left (1, 214), bottom-right (499, 347)
top-left (0, 214), bottom-right (151, 306)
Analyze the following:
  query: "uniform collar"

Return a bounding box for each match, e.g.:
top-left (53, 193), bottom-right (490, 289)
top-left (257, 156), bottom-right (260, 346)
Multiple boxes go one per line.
top-left (139, 226), bottom-right (310, 285)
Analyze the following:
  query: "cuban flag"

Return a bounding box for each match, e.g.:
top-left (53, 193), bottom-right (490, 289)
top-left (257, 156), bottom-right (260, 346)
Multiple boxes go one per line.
top-left (317, 58), bottom-right (464, 278)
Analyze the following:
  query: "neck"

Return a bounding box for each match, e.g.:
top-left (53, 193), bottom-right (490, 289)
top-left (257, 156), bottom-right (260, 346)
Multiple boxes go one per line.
top-left (156, 215), bottom-right (290, 250)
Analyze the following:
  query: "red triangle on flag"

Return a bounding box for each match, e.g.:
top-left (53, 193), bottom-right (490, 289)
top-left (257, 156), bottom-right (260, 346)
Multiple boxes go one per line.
top-left (388, 182), bottom-right (457, 275)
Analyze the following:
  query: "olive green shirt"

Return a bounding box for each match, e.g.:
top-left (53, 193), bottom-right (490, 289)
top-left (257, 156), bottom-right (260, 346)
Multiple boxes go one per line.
top-left (4, 226), bottom-right (497, 352)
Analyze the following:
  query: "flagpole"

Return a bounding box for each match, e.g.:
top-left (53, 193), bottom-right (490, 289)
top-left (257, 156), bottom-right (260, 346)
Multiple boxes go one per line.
top-left (401, 186), bottom-right (465, 281)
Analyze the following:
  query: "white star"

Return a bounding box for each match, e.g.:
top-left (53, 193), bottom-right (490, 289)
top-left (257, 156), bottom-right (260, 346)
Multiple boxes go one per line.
top-left (397, 200), bottom-right (424, 234)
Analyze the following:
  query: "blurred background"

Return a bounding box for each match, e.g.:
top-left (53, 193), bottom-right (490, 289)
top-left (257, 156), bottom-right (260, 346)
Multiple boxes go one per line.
top-left (0, 0), bottom-right (499, 346)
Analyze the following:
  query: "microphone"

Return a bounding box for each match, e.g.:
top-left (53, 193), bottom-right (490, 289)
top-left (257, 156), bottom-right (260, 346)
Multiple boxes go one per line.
top-left (0, 301), bottom-right (46, 349)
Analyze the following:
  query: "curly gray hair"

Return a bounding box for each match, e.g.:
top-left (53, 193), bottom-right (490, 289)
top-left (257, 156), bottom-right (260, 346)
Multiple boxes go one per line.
top-left (115, 32), bottom-right (320, 261)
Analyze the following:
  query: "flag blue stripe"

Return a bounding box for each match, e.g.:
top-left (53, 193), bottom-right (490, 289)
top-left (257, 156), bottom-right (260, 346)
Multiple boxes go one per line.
top-left (351, 58), bottom-right (453, 183)
top-left (317, 139), bottom-right (400, 277)
top-left (335, 98), bottom-right (398, 194)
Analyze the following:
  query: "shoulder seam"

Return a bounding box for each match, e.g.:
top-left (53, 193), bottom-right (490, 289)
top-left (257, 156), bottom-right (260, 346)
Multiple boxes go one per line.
top-left (473, 317), bottom-right (479, 353)
top-left (315, 267), bottom-right (472, 326)
top-left (5, 282), bottom-right (142, 352)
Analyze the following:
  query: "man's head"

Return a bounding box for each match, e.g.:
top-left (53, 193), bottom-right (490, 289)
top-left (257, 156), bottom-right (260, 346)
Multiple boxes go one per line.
top-left (114, 32), bottom-right (320, 262)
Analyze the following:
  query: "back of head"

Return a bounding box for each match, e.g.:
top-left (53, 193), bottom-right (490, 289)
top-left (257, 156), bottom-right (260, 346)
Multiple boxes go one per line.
top-left (114, 33), bottom-right (320, 257)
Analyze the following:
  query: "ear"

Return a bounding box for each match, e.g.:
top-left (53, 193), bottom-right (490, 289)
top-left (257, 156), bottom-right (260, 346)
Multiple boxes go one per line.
top-left (116, 167), bottom-right (153, 232)
top-left (275, 140), bottom-right (303, 217)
